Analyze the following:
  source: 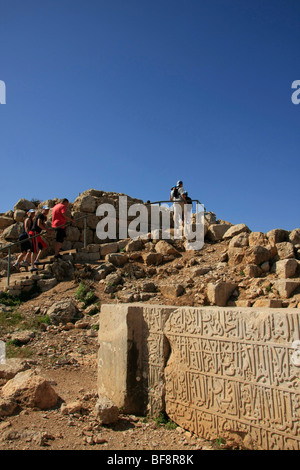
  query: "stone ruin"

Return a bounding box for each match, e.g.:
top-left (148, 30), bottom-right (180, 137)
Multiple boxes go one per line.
top-left (98, 303), bottom-right (300, 450)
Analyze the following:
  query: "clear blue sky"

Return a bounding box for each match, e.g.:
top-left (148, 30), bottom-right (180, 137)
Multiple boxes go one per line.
top-left (0, 0), bottom-right (299, 233)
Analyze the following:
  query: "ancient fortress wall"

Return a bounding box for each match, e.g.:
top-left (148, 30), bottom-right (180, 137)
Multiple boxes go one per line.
top-left (98, 304), bottom-right (300, 450)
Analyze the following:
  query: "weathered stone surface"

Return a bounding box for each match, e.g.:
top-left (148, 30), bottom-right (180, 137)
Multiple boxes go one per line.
top-left (0, 358), bottom-right (31, 381)
top-left (228, 232), bottom-right (249, 248)
top-left (13, 199), bottom-right (36, 212)
top-left (0, 398), bottom-right (18, 417)
top-left (94, 395), bottom-right (119, 424)
top-left (275, 259), bottom-right (298, 278)
top-left (289, 228), bottom-right (300, 246)
top-left (73, 195), bottom-right (97, 213)
top-left (47, 299), bottom-right (82, 325)
top-left (249, 231), bottom-right (269, 247)
top-left (154, 240), bottom-right (179, 256)
top-left (267, 228), bottom-right (289, 245)
top-left (0, 216), bottom-right (14, 229)
top-left (2, 222), bottom-right (23, 240)
top-left (206, 224), bottom-right (231, 242)
top-left (143, 252), bottom-right (163, 266)
top-left (206, 281), bottom-right (236, 306)
top-left (223, 223), bottom-right (251, 240)
top-left (100, 242), bottom-right (119, 257)
top-left (11, 330), bottom-right (35, 345)
top-left (105, 253), bottom-right (128, 267)
top-left (227, 247), bottom-right (245, 266)
top-left (159, 284), bottom-right (184, 298)
top-left (98, 304), bottom-right (300, 450)
top-left (244, 245), bottom-right (272, 265)
top-left (125, 239), bottom-right (144, 252)
top-left (244, 264), bottom-right (262, 278)
top-left (1, 370), bottom-right (59, 410)
top-left (273, 280), bottom-right (300, 299)
top-left (275, 242), bottom-right (295, 260)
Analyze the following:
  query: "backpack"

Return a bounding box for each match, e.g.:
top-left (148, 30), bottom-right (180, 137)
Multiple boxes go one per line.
top-left (170, 186), bottom-right (179, 200)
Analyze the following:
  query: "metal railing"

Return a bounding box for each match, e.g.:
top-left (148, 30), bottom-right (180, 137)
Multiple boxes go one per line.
top-left (0, 214), bottom-right (89, 287)
top-left (145, 199), bottom-right (206, 213)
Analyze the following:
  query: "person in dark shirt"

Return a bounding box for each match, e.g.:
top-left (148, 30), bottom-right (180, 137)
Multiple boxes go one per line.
top-left (28, 206), bottom-right (52, 272)
top-left (13, 209), bottom-right (36, 270)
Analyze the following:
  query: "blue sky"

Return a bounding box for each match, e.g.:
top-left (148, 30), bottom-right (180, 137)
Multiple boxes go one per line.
top-left (0, 0), bottom-right (299, 233)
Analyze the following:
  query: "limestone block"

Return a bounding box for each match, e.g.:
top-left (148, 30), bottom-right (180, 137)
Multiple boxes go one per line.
top-left (13, 210), bottom-right (26, 222)
top-left (94, 395), bottom-right (119, 424)
top-left (2, 222), bottom-right (23, 241)
top-left (289, 228), bottom-right (300, 246)
top-left (275, 259), bottom-right (298, 278)
top-left (65, 226), bottom-right (80, 242)
top-left (105, 253), bottom-right (128, 267)
top-left (274, 280), bottom-right (300, 299)
top-left (143, 252), bottom-right (163, 266)
top-left (275, 242), bottom-right (295, 260)
top-left (223, 223), bottom-right (251, 240)
top-left (206, 223), bottom-right (231, 242)
top-left (0, 358), bottom-right (31, 381)
top-left (249, 232), bottom-right (269, 247)
top-left (154, 240), bottom-right (180, 256)
top-left (207, 281), bottom-right (236, 306)
top-left (73, 195), bottom-right (97, 213)
top-left (100, 242), bottom-right (119, 257)
top-left (0, 216), bottom-right (14, 229)
top-left (228, 232), bottom-right (249, 248)
top-left (267, 228), bottom-right (289, 245)
top-left (125, 239), bottom-right (144, 252)
top-left (1, 370), bottom-right (59, 410)
top-left (227, 247), bottom-right (245, 266)
top-left (244, 245), bottom-right (272, 265)
top-left (163, 306), bottom-right (300, 450)
top-left (13, 199), bottom-right (36, 212)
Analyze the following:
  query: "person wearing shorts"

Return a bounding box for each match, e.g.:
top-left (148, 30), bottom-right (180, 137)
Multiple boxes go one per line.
top-left (51, 199), bottom-right (72, 258)
top-left (29, 206), bottom-right (51, 271)
top-left (13, 209), bottom-right (36, 270)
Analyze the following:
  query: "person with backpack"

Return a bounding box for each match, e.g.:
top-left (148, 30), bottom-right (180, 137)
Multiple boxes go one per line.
top-left (13, 209), bottom-right (36, 270)
top-left (170, 181), bottom-right (187, 237)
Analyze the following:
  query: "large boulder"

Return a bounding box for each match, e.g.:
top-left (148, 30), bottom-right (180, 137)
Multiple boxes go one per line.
top-left (0, 216), bottom-right (14, 229)
top-left (1, 370), bottom-right (59, 410)
top-left (47, 299), bottom-right (82, 325)
top-left (289, 228), bottom-right (300, 246)
top-left (2, 222), bottom-right (23, 240)
top-left (13, 199), bottom-right (36, 212)
top-left (223, 223), bottom-right (251, 240)
top-left (275, 259), bottom-right (298, 278)
top-left (244, 245), bottom-right (272, 265)
top-left (207, 281), bottom-right (237, 306)
top-left (206, 224), bottom-right (231, 242)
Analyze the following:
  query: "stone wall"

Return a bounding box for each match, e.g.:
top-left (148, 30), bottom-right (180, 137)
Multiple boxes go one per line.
top-left (98, 304), bottom-right (300, 450)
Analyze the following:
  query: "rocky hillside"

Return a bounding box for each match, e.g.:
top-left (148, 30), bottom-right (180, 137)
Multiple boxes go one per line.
top-left (0, 189), bottom-right (300, 450)
top-left (1, 189), bottom-right (300, 309)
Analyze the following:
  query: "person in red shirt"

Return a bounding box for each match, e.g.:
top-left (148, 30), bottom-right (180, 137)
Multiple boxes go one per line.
top-left (51, 198), bottom-right (73, 258)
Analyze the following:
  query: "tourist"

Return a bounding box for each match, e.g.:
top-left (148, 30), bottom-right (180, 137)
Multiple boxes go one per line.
top-left (51, 198), bottom-right (73, 258)
top-left (13, 209), bottom-right (36, 270)
top-left (29, 205), bottom-right (52, 271)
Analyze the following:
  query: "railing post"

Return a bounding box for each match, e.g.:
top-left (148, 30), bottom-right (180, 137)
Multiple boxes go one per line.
top-left (7, 246), bottom-right (11, 287)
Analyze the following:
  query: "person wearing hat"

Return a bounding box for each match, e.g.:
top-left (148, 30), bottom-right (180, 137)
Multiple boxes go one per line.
top-left (28, 205), bottom-right (52, 271)
top-left (13, 209), bottom-right (36, 270)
